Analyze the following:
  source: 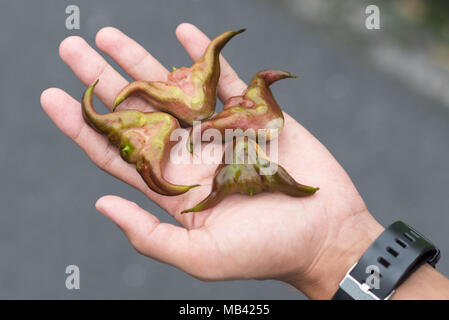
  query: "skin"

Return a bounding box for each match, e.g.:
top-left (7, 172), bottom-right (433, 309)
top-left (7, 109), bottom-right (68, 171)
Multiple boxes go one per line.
top-left (82, 79), bottom-right (198, 196)
top-left (188, 69), bottom-right (295, 153)
top-left (182, 138), bottom-right (318, 213)
top-left (113, 29), bottom-right (245, 126)
top-left (41, 24), bottom-right (449, 299)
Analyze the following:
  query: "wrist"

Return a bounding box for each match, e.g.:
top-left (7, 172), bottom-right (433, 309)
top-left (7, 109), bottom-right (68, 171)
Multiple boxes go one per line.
top-left (390, 263), bottom-right (449, 299)
top-left (286, 210), bottom-right (384, 299)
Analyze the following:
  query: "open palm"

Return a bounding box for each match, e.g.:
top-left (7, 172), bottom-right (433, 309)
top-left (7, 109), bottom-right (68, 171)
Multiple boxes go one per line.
top-left (41, 23), bottom-right (376, 297)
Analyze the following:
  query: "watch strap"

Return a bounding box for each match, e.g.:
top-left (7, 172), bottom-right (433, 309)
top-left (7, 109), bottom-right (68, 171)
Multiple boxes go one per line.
top-left (332, 221), bottom-right (440, 300)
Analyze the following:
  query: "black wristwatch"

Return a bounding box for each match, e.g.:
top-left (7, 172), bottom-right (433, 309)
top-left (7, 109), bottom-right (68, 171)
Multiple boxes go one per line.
top-left (332, 221), bottom-right (440, 300)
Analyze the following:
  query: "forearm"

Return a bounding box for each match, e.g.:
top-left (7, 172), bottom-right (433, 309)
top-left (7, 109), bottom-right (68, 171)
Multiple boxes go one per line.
top-left (286, 212), bottom-right (449, 299)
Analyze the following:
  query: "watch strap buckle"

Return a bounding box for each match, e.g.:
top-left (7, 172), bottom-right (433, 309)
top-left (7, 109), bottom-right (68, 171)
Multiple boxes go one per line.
top-left (338, 263), bottom-right (395, 300)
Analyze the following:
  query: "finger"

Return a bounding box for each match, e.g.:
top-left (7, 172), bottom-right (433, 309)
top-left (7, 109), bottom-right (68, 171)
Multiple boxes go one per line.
top-left (176, 23), bottom-right (247, 102)
top-left (59, 36), bottom-right (147, 112)
top-left (95, 27), bottom-right (168, 81)
top-left (96, 195), bottom-right (215, 278)
top-left (40, 87), bottom-right (166, 203)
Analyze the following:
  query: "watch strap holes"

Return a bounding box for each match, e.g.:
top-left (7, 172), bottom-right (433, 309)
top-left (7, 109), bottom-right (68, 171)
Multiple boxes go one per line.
top-left (395, 238), bottom-right (407, 248)
top-left (409, 229), bottom-right (421, 239)
top-left (386, 246), bottom-right (399, 257)
top-left (403, 232), bottom-right (416, 242)
top-left (377, 257), bottom-right (391, 268)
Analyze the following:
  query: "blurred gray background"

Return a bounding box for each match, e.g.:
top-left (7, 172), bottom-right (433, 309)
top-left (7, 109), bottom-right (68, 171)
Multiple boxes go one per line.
top-left (0, 0), bottom-right (448, 299)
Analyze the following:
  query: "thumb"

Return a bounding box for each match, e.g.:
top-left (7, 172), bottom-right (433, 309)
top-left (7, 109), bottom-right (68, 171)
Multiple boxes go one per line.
top-left (95, 195), bottom-right (211, 277)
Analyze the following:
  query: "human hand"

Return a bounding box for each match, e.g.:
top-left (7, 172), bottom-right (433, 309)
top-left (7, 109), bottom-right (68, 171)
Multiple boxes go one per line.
top-left (41, 23), bottom-right (384, 299)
